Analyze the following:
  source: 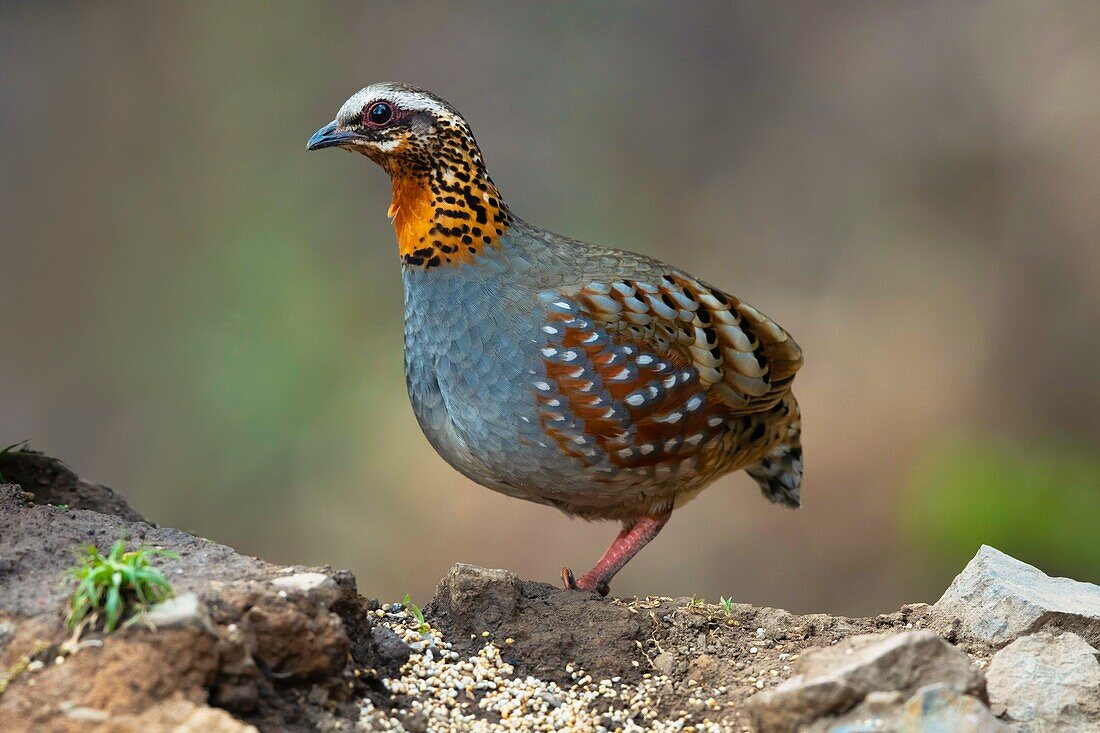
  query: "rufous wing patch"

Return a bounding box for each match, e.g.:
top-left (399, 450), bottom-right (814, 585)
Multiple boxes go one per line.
top-left (533, 276), bottom-right (802, 476)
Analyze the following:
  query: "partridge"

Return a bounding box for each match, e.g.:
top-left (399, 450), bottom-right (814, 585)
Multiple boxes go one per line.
top-left (308, 84), bottom-right (804, 595)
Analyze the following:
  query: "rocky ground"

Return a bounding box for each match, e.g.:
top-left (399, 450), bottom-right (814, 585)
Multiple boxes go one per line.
top-left (0, 450), bottom-right (1097, 732)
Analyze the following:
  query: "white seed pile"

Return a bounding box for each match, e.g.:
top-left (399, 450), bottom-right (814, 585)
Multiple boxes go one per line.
top-left (357, 606), bottom-right (734, 732)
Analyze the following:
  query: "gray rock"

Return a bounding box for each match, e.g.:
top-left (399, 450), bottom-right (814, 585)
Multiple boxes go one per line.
top-left (808, 684), bottom-right (1011, 733)
top-left (0, 619), bottom-right (14, 655)
top-left (933, 545), bottom-right (1100, 648)
top-left (436, 564), bottom-right (522, 628)
top-left (986, 631), bottom-right (1100, 731)
top-left (803, 690), bottom-right (905, 732)
top-left (271, 572), bottom-right (341, 606)
top-left (61, 706), bottom-right (109, 722)
top-left (749, 630), bottom-right (985, 732)
top-left (652, 651), bottom-right (675, 677)
top-left (143, 592), bottom-right (213, 631)
top-left (370, 625), bottom-right (412, 674)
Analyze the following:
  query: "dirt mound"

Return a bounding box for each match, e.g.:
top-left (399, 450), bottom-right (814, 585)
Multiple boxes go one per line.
top-left (0, 450), bottom-right (144, 522)
top-left (1, 453), bottom-right (1096, 731)
top-left (0, 482), bottom-right (377, 731)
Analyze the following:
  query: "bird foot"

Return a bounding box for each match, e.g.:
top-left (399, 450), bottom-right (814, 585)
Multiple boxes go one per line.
top-left (560, 567), bottom-right (610, 596)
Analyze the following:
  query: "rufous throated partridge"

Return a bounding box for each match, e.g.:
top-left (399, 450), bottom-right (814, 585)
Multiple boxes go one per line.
top-left (308, 84), bottom-right (804, 596)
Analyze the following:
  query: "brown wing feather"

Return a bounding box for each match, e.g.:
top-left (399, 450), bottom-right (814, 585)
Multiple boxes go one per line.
top-left (577, 274), bottom-right (801, 415)
top-left (536, 274), bottom-right (801, 474)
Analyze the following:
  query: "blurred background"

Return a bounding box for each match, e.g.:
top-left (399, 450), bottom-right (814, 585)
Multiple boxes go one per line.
top-left (2, 2), bottom-right (1097, 615)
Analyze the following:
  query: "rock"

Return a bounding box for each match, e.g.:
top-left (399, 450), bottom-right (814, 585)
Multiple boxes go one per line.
top-left (896, 685), bottom-right (1011, 733)
top-left (0, 619), bottom-right (14, 655)
top-left (986, 631), bottom-right (1100, 731)
top-left (239, 589), bottom-right (350, 680)
top-left (271, 571), bottom-right (341, 606)
top-left (61, 705), bottom-right (109, 722)
top-left (807, 684), bottom-right (1011, 733)
top-left (143, 593), bottom-right (212, 631)
top-left (652, 651), bottom-right (675, 676)
top-left (436, 564), bottom-right (523, 628)
top-left (932, 545), bottom-right (1100, 648)
top-left (371, 624), bottom-right (412, 674)
top-left (748, 630), bottom-right (985, 732)
top-left (109, 697), bottom-right (260, 732)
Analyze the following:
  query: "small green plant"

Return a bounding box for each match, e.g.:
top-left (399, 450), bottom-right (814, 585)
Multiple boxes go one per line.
top-left (690, 595), bottom-right (705, 606)
top-left (402, 593), bottom-right (429, 634)
top-left (719, 596), bottom-right (734, 616)
top-left (66, 540), bottom-right (177, 633)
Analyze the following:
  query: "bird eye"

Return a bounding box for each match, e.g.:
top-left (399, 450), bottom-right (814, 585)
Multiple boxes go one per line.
top-left (366, 101), bottom-right (393, 126)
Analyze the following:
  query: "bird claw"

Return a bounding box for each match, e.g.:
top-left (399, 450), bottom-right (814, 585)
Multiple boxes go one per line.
top-left (560, 567), bottom-right (611, 597)
top-left (561, 567), bottom-right (578, 590)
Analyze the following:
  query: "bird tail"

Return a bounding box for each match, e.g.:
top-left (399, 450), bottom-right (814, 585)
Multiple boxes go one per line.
top-left (745, 397), bottom-right (803, 508)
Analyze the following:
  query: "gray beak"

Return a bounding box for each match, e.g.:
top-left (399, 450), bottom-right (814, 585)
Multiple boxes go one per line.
top-left (307, 121), bottom-right (363, 151)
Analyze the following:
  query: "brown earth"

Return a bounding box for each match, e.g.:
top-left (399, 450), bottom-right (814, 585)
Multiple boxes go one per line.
top-left (0, 450), bottom-right (999, 732)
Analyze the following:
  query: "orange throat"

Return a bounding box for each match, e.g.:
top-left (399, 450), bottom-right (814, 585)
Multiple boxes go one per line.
top-left (388, 170), bottom-right (511, 269)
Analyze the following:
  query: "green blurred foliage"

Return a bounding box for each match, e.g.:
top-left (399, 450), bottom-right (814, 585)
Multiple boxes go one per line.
top-left (905, 436), bottom-right (1100, 584)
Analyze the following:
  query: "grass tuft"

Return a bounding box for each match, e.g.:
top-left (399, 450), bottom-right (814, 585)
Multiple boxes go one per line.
top-left (403, 593), bottom-right (429, 634)
top-left (65, 539), bottom-right (177, 633)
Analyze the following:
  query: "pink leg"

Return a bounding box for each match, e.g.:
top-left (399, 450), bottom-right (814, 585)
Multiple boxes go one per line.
top-left (561, 513), bottom-right (671, 596)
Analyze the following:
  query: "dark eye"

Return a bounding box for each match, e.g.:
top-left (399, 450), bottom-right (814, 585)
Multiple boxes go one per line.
top-left (366, 101), bottom-right (393, 126)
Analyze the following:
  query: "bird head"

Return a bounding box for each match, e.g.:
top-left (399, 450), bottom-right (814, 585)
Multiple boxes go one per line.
top-left (309, 84), bottom-right (512, 268)
top-left (307, 83), bottom-right (481, 177)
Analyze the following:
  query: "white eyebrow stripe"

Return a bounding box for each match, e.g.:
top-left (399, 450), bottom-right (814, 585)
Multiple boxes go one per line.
top-left (338, 85), bottom-right (455, 123)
